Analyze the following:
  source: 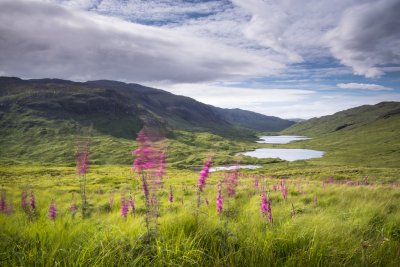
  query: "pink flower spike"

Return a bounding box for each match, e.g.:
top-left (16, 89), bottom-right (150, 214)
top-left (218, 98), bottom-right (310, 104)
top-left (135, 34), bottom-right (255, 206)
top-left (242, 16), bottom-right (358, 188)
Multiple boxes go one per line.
top-left (198, 158), bottom-right (212, 192)
top-left (216, 182), bottom-right (223, 215)
top-left (21, 191), bottom-right (28, 210)
top-left (0, 191), bottom-right (6, 212)
top-left (48, 200), bottom-right (57, 221)
top-left (120, 196), bottom-right (129, 219)
top-left (260, 191), bottom-right (267, 217)
top-left (30, 191), bottom-right (36, 211)
top-left (267, 195), bottom-right (273, 224)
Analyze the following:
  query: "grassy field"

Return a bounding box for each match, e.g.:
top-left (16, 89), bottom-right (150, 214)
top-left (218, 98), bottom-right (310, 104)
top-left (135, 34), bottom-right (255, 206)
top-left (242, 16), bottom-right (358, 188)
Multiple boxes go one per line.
top-left (1, 102), bottom-right (399, 266)
top-left (1, 164), bottom-right (400, 266)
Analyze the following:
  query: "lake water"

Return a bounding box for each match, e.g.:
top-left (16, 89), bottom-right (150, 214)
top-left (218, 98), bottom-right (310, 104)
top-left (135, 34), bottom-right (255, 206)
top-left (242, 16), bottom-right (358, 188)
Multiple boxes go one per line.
top-left (241, 135), bottom-right (324, 161)
top-left (257, 135), bottom-right (311, 144)
top-left (209, 165), bottom-right (261, 172)
top-left (241, 148), bottom-right (324, 162)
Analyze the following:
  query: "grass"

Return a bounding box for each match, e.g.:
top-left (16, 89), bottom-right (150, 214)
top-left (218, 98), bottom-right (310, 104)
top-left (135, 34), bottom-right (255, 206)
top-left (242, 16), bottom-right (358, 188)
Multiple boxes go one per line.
top-left (1, 165), bottom-right (400, 266)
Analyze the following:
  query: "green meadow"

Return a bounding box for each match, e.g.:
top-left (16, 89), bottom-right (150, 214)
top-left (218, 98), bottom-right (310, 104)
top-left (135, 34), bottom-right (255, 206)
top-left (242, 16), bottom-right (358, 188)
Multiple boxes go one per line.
top-left (1, 162), bottom-right (400, 266)
top-left (1, 87), bottom-right (399, 266)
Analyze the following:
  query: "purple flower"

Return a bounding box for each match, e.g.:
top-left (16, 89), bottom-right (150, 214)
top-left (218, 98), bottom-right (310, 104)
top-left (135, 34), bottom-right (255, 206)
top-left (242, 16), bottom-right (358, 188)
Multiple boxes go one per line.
top-left (205, 197), bottom-right (209, 207)
top-left (254, 178), bottom-right (259, 188)
top-left (216, 183), bottom-right (223, 215)
top-left (120, 196), bottom-right (129, 219)
top-left (75, 140), bottom-right (90, 175)
top-left (0, 191), bottom-right (6, 212)
top-left (198, 158), bottom-right (212, 192)
top-left (280, 181), bottom-right (288, 200)
top-left (48, 200), bottom-right (57, 221)
top-left (273, 184), bottom-right (277, 192)
top-left (30, 191), bottom-right (36, 211)
top-left (224, 169), bottom-right (239, 198)
top-left (260, 191), bottom-right (267, 217)
top-left (266, 195), bottom-right (273, 224)
top-left (21, 191), bottom-right (28, 210)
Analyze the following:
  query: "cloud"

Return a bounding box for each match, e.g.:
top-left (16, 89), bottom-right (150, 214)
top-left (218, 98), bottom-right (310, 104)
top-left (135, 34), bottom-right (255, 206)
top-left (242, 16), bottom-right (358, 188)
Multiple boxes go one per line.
top-left (325, 0), bottom-right (400, 78)
top-left (336, 83), bottom-right (392, 91)
top-left (154, 82), bottom-right (316, 109)
top-left (0, 0), bottom-right (283, 83)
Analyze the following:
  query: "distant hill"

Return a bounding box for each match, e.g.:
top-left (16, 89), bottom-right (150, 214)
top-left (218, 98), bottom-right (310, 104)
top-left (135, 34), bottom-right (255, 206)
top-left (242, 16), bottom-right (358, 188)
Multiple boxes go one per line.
top-left (211, 107), bottom-right (295, 132)
top-left (0, 77), bottom-right (294, 165)
top-left (283, 102), bottom-right (400, 136)
top-left (0, 77), bottom-right (293, 137)
top-left (282, 102), bottom-right (400, 168)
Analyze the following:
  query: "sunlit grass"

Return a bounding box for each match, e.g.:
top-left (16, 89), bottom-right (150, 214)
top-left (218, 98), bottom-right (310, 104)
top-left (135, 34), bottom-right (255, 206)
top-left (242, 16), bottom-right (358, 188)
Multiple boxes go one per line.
top-left (1, 165), bottom-right (399, 266)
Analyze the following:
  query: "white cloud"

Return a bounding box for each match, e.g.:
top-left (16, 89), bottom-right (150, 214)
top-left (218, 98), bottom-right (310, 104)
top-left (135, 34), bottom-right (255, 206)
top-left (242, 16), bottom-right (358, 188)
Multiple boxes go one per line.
top-left (337, 83), bottom-right (392, 91)
top-left (325, 0), bottom-right (400, 78)
top-left (0, 0), bottom-right (283, 83)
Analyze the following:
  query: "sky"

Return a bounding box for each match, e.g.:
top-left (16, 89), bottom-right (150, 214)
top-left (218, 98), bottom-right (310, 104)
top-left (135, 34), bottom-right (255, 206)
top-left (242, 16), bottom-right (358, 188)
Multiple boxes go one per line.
top-left (0, 0), bottom-right (400, 119)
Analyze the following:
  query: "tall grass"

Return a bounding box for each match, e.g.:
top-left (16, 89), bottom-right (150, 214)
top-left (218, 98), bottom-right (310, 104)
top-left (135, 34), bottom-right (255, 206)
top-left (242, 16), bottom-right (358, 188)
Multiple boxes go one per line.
top-left (0, 165), bottom-right (399, 266)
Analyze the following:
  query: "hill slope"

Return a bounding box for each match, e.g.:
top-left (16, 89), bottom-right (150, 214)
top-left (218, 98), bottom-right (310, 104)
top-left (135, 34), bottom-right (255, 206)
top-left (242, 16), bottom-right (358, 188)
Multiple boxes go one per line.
top-left (0, 77), bottom-right (293, 165)
top-left (282, 102), bottom-right (400, 168)
top-left (283, 101), bottom-right (400, 136)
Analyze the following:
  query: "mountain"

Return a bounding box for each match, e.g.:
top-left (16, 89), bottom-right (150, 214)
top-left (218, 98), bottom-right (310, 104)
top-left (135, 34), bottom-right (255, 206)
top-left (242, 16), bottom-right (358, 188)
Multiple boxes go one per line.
top-left (0, 77), bottom-right (293, 137)
top-left (283, 102), bottom-right (400, 136)
top-left (211, 107), bottom-right (295, 132)
top-left (0, 77), bottom-right (293, 165)
top-left (282, 102), bottom-right (400, 168)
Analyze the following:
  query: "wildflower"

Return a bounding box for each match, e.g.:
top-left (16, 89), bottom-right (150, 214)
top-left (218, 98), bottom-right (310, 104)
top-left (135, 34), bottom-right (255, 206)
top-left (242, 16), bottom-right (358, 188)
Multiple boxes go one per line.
top-left (225, 169), bottom-right (239, 198)
top-left (76, 140), bottom-right (90, 175)
top-left (216, 182), bottom-right (223, 215)
top-left (280, 181), bottom-right (288, 200)
top-left (48, 200), bottom-right (57, 221)
top-left (205, 197), bottom-right (209, 206)
top-left (198, 158), bottom-right (212, 192)
top-left (260, 191), bottom-right (267, 217)
top-left (30, 191), bottom-right (36, 211)
top-left (254, 178), bottom-right (259, 188)
top-left (266, 195), bottom-right (273, 224)
top-left (120, 196), bottom-right (129, 219)
top-left (21, 191), bottom-right (28, 210)
top-left (273, 184), bottom-right (277, 192)
top-left (0, 191), bottom-right (6, 212)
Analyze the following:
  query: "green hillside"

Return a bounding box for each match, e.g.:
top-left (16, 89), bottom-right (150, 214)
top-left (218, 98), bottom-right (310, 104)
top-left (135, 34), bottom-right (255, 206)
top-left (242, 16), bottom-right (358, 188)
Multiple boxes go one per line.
top-left (0, 77), bottom-right (292, 166)
top-left (283, 102), bottom-right (400, 136)
top-left (281, 102), bottom-right (400, 168)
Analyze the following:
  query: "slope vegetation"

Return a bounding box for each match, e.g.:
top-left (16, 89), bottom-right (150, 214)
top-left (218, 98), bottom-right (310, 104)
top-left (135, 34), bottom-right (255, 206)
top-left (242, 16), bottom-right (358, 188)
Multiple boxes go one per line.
top-left (282, 102), bottom-right (400, 168)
